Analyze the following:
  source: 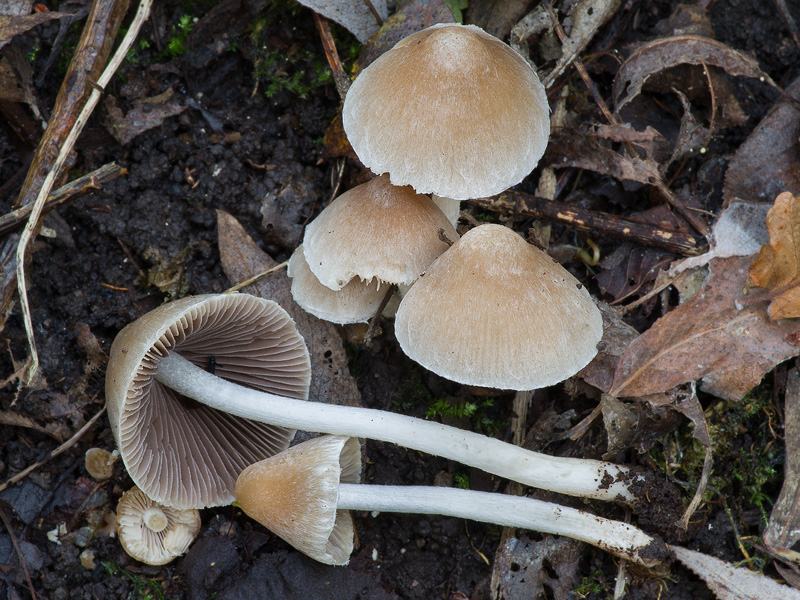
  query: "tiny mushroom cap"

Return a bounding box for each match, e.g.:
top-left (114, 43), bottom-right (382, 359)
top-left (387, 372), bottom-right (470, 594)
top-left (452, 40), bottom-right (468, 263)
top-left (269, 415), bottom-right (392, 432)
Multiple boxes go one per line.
top-left (394, 224), bottom-right (604, 390)
top-left (84, 447), bottom-right (118, 481)
top-left (235, 435), bottom-right (361, 566)
top-left (287, 245), bottom-right (386, 324)
top-left (105, 294), bottom-right (311, 509)
top-left (117, 486), bottom-right (201, 565)
top-left (303, 174), bottom-right (458, 290)
top-left (342, 23), bottom-right (550, 201)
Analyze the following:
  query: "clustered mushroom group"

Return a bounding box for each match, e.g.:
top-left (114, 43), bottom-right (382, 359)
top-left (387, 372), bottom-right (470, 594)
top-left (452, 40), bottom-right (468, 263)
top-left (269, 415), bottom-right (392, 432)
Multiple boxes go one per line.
top-left (105, 23), bottom-right (668, 571)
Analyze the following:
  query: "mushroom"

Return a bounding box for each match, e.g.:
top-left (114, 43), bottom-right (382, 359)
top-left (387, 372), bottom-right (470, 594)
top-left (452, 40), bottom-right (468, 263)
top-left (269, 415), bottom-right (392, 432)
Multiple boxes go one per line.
top-left (342, 23), bottom-right (550, 203)
top-left (235, 436), bottom-right (668, 568)
top-left (287, 245), bottom-right (386, 324)
top-left (106, 293), bottom-right (311, 509)
top-left (116, 486), bottom-right (201, 565)
top-left (107, 293), bottom-right (636, 507)
top-left (301, 174), bottom-right (457, 290)
top-left (394, 223), bottom-right (604, 390)
top-left (84, 447), bottom-right (118, 481)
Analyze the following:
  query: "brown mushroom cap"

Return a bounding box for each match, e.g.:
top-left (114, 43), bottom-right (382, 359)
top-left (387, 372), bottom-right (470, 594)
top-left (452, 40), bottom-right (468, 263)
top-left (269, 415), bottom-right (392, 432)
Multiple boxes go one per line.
top-left (302, 174), bottom-right (457, 290)
top-left (287, 245), bottom-right (386, 324)
top-left (342, 23), bottom-right (550, 201)
top-left (117, 486), bottom-right (201, 565)
top-left (84, 447), bottom-right (118, 480)
top-left (235, 435), bottom-right (361, 566)
top-left (394, 224), bottom-right (603, 390)
top-left (106, 294), bottom-right (311, 509)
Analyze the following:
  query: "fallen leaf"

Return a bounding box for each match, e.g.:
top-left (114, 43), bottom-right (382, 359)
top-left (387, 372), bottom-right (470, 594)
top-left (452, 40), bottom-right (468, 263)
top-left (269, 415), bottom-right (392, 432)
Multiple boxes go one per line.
top-left (295, 0), bottom-right (387, 44)
top-left (103, 91), bottom-right (185, 146)
top-left (216, 210), bottom-right (361, 410)
top-left (610, 255), bottom-right (800, 400)
top-left (491, 533), bottom-right (582, 600)
top-left (724, 77), bottom-right (800, 204)
top-left (671, 545), bottom-right (800, 599)
top-left (613, 35), bottom-right (778, 113)
top-left (468, 0), bottom-right (530, 39)
top-left (579, 302), bottom-right (638, 394)
top-left (764, 365), bottom-right (800, 553)
top-left (749, 192), bottom-right (800, 319)
top-left (0, 12), bottom-right (69, 50)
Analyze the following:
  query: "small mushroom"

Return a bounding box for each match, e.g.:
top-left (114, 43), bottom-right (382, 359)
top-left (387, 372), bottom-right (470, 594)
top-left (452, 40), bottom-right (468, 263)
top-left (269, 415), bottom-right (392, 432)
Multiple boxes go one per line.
top-left (301, 174), bottom-right (457, 290)
top-left (235, 436), bottom-right (668, 568)
top-left (107, 293), bottom-right (635, 507)
top-left (342, 23), bottom-right (550, 202)
top-left (395, 224), bottom-right (604, 390)
top-left (84, 447), bottom-right (118, 481)
top-left (116, 486), bottom-right (201, 565)
top-left (287, 245), bottom-right (386, 324)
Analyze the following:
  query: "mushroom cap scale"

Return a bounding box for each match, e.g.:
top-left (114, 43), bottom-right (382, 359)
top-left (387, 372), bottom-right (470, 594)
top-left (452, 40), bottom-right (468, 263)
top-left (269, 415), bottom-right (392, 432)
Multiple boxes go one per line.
top-left (117, 486), bottom-right (201, 566)
top-left (302, 174), bottom-right (457, 290)
top-left (235, 435), bottom-right (361, 566)
top-left (394, 224), bottom-right (603, 390)
top-left (342, 23), bottom-right (550, 201)
top-left (106, 294), bottom-right (312, 509)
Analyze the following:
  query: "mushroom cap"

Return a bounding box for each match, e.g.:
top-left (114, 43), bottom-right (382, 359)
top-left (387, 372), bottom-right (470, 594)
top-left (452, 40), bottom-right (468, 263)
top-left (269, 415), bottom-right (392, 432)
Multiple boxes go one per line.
top-left (84, 447), bottom-right (117, 481)
top-left (342, 23), bottom-right (550, 201)
top-left (106, 294), bottom-right (311, 509)
top-left (302, 174), bottom-right (458, 290)
top-left (394, 224), bottom-right (603, 390)
top-left (287, 245), bottom-right (386, 324)
top-left (235, 435), bottom-right (361, 566)
top-left (117, 486), bottom-right (201, 565)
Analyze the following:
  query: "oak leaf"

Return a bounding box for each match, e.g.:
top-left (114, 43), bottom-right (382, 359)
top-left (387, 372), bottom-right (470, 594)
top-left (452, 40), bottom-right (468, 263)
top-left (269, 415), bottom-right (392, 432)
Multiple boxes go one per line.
top-left (749, 192), bottom-right (800, 319)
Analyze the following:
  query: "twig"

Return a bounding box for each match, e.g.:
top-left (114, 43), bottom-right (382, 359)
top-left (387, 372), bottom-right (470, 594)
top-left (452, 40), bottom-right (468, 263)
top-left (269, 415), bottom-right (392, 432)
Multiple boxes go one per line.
top-left (540, 0), bottom-right (710, 239)
top-left (0, 503), bottom-right (38, 600)
top-left (224, 261), bottom-right (288, 294)
top-left (0, 407), bottom-right (106, 494)
top-left (0, 163), bottom-right (126, 237)
top-left (15, 0), bottom-right (153, 383)
top-left (313, 13), bottom-right (350, 101)
top-left (468, 192), bottom-right (701, 256)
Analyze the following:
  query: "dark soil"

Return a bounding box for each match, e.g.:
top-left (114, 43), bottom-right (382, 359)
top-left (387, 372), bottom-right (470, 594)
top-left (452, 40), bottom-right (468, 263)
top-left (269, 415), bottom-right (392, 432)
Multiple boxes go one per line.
top-left (1, 0), bottom-right (798, 599)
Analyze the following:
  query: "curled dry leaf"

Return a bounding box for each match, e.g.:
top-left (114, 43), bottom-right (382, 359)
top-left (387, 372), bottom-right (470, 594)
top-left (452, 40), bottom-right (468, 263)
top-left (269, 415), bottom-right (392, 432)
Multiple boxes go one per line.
top-left (611, 255), bottom-right (800, 401)
top-left (103, 91), bottom-right (185, 146)
top-left (0, 11), bottom-right (69, 50)
top-left (671, 546), bottom-right (800, 600)
top-left (749, 192), bottom-right (800, 319)
top-left (613, 35), bottom-right (777, 113)
top-left (294, 0), bottom-right (387, 44)
top-left (724, 77), bottom-right (800, 204)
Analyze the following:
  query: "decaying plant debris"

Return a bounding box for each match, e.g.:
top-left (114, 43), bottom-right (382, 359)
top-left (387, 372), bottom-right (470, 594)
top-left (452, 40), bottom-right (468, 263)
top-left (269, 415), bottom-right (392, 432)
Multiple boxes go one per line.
top-left (2, 0), bottom-right (800, 598)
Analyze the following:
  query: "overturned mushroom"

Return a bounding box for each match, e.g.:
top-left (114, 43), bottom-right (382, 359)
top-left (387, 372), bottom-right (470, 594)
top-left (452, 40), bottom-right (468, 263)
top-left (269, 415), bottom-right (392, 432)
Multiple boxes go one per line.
top-left (117, 486), bottom-right (201, 565)
top-left (107, 293), bottom-right (637, 508)
top-left (235, 436), bottom-right (669, 568)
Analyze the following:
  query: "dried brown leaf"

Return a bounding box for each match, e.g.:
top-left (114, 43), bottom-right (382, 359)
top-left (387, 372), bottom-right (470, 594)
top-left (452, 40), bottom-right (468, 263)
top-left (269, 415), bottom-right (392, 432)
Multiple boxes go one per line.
top-left (0, 12), bottom-right (69, 50)
top-left (610, 255), bottom-right (800, 400)
top-left (103, 91), bottom-right (185, 146)
top-left (724, 77), bottom-right (800, 204)
top-left (579, 302), bottom-right (638, 394)
top-left (749, 192), bottom-right (800, 319)
top-left (671, 546), bottom-right (800, 599)
top-left (295, 0), bottom-right (387, 44)
top-left (216, 210), bottom-right (361, 410)
top-left (765, 364), bottom-right (800, 554)
top-left (613, 35), bottom-right (777, 113)
top-left (545, 128), bottom-right (663, 186)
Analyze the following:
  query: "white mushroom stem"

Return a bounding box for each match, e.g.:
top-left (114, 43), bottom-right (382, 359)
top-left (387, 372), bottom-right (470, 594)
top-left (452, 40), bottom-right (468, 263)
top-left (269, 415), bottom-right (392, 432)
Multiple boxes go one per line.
top-left (142, 507), bottom-right (169, 533)
top-left (336, 484), bottom-right (663, 568)
top-left (155, 352), bottom-right (636, 503)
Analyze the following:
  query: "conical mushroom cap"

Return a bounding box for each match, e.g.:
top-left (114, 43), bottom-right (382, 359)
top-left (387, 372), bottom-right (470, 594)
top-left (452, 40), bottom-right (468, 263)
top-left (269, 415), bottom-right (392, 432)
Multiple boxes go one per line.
top-left (235, 435), bottom-right (362, 566)
top-left (394, 224), bottom-right (603, 390)
top-left (288, 245), bottom-right (386, 324)
top-left (303, 174), bottom-right (457, 290)
top-left (342, 23), bottom-right (550, 200)
top-left (106, 294), bottom-right (311, 509)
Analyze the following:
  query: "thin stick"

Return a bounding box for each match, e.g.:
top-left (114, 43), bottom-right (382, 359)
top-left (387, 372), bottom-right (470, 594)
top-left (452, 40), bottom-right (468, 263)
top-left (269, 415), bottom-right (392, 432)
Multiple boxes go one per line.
top-left (313, 13), bottom-right (349, 101)
top-left (224, 261), bottom-right (288, 294)
top-left (0, 407), bottom-right (106, 494)
top-left (468, 192), bottom-right (701, 256)
top-left (15, 0), bottom-right (153, 383)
